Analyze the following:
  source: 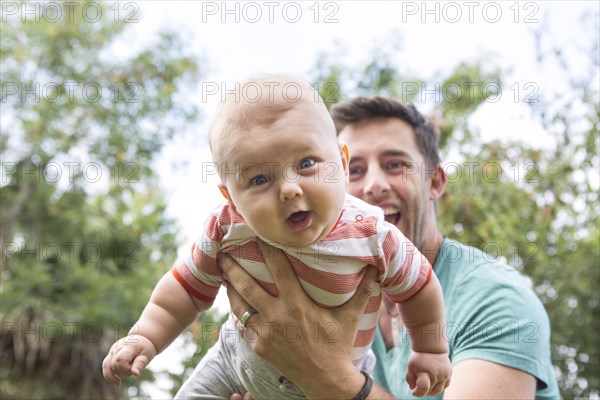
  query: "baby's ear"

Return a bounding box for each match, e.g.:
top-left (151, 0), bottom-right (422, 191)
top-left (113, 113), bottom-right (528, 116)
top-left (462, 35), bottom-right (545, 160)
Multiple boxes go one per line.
top-left (218, 184), bottom-right (231, 202)
top-left (339, 141), bottom-right (350, 181)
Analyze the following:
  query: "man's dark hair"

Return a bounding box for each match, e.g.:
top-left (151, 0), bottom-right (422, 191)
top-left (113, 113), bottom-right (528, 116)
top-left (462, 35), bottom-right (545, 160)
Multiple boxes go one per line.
top-left (330, 96), bottom-right (441, 167)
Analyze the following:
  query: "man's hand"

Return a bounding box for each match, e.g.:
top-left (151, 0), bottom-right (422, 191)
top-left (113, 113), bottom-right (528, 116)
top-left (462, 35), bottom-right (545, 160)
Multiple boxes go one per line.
top-left (222, 239), bottom-right (380, 399)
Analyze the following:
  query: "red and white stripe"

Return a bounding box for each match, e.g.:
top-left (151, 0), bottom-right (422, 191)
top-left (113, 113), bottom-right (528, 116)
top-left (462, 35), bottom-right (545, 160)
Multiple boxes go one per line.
top-left (172, 194), bottom-right (432, 362)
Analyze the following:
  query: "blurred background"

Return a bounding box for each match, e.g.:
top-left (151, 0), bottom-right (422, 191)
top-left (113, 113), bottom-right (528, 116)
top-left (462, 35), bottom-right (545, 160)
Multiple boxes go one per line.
top-left (1, 1), bottom-right (598, 398)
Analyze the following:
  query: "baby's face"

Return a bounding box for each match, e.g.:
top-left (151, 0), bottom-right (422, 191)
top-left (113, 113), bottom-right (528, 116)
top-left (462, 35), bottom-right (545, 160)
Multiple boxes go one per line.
top-left (220, 101), bottom-right (348, 247)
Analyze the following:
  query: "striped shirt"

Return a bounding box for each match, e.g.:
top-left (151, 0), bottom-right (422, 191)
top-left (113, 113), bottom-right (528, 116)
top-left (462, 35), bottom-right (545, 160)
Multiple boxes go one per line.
top-left (172, 194), bottom-right (432, 362)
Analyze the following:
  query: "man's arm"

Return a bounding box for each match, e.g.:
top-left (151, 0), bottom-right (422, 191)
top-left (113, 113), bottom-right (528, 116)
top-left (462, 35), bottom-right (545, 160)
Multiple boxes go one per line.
top-left (443, 359), bottom-right (536, 399)
top-left (222, 241), bottom-right (394, 400)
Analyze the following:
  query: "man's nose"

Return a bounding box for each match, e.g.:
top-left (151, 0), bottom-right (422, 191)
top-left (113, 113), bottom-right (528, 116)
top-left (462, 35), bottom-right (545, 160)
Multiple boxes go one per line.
top-left (279, 179), bottom-right (303, 201)
top-left (363, 167), bottom-right (391, 198)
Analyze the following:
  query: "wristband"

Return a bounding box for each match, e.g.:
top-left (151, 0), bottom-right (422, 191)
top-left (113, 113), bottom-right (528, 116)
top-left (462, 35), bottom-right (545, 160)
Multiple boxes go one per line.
top-left (352, 371), bottom-right (373, 400)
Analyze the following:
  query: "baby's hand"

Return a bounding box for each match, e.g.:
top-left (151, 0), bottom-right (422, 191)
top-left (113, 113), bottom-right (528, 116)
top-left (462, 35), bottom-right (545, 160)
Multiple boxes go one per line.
top-left (405, 351), bottom-right (452, 397)
top-left (102, 334), bottom-right (157, 388)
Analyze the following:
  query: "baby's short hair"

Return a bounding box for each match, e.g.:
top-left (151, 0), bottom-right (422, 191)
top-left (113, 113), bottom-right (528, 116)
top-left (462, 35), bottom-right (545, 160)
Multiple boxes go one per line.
top-left (208, 75), bottom-right (326, 166)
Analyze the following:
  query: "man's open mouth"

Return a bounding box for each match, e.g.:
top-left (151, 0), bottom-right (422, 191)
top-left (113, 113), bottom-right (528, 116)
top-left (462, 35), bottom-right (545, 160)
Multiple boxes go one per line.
top-left (381, 207), bottom-right (401, 226)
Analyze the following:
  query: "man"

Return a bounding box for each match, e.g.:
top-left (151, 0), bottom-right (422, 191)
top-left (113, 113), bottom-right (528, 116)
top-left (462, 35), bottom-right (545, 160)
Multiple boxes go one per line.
top-left (222, 96), bottom-right (559, 399)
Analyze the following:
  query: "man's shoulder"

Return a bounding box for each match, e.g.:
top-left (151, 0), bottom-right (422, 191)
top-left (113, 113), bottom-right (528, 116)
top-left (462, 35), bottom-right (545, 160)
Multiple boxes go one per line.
top-left (436, 240), bottom-right (557, 396)
top-left (437, 238), bottom-right (547, 316)
top-left (437, 238), bottom-right (523, 278)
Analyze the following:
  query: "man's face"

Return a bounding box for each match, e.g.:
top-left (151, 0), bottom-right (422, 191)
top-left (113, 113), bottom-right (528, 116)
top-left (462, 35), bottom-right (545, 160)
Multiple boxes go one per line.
top-left (339, 117), bottom-right (433, 249)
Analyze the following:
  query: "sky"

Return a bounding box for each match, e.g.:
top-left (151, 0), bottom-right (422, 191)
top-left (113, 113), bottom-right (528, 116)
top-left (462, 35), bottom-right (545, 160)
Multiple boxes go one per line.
top-left (104, 1), bottom-right (598, 396)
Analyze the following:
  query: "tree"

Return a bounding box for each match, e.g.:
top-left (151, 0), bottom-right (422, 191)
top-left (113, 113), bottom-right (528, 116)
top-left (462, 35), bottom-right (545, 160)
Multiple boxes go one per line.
top-left (309, 15), bottom-right (599, 397)
top-left (0, 2), bottom-right (214, 398)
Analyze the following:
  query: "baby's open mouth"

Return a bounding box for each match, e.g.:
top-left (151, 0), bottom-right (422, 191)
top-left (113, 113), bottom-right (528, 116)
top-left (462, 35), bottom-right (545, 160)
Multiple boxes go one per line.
top-left (287, 211), bottom-right (312, 231)
top-left (288, 211), bottom-right (309, 223)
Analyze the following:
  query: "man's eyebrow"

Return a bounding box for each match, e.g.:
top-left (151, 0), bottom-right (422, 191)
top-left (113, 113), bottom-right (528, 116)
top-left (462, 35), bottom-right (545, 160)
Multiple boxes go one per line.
top-left (348, 155), bottom-right (365, 163)
top-left (349, 150), bottom-right (414, 162)
top-left (380, 149), bottom-right (413, 159)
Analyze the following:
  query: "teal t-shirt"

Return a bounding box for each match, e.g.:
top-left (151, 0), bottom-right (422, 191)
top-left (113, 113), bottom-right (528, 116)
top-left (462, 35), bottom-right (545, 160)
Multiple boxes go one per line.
top-left (371, 238), bottom-right (560, 399)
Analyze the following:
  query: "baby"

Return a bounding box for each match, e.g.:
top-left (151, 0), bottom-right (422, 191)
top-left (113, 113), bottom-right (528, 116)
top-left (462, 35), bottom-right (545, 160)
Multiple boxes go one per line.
top-left (103, 75), bottom-right (451, 399)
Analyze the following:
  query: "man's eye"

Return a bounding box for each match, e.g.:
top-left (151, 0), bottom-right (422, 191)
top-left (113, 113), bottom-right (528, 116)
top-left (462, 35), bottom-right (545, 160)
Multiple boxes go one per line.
top-left (386, 160), bottom-right (406, 170)
top-left (299, 158), bottom-right (316, 169)
top-left (250, 175), bottom-right (270, 186)
top-left (349, 166), bottom-right (364, 175)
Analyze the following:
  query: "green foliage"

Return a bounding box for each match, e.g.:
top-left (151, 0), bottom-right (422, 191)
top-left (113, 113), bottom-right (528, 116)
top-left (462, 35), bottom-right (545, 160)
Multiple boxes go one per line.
top-left (311, 31), bottom-right (423, 110)
top-left (310, 20), bottom-right (599, 398)
top-left (435, 60), bottom-right (503, 148)
top-left (0, 2), bottom-right (208, 398)
top-left (311, 43), bottom-right (347, 109)
top-left (524, 13), bottom-right (599, 396)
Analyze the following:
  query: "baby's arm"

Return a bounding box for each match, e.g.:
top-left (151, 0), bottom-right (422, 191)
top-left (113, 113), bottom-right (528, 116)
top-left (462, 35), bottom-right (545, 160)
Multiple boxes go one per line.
top-left (398, 272), bottom-right (451, 396)
top-left (102, 271), bottom-right (211, 387)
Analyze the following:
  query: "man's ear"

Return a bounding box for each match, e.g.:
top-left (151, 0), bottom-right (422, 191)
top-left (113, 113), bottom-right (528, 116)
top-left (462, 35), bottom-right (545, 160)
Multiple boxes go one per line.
top-left (218, 184), bottom-right (231, 202)
top-left (429, 164), bottom-right (446, 201)
top-left (339, 141), bottom-right (350, 181)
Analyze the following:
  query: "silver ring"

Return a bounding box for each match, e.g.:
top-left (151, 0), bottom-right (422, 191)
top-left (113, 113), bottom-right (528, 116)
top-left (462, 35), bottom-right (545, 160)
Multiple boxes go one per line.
top-left (239, 308), bottom-right (258, 327)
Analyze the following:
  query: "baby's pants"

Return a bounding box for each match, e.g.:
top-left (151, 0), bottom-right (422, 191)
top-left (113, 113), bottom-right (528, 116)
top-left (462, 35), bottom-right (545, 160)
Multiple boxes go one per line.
top-left (174, 315), bottom-right (375, 399)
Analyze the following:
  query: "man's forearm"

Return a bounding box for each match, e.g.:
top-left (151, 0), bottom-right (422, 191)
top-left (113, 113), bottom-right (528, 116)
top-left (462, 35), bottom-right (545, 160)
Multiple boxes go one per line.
top-left (367, 383), bottom-right (396, 399)
top-left (300, 366), bottom-right (395, 400)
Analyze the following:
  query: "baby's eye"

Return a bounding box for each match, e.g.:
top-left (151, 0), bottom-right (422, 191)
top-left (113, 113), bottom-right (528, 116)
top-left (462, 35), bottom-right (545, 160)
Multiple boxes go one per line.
top-left (299, 158), bottom-right (316, 169)
top-left (250, 175), bottom-right (270, 186)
